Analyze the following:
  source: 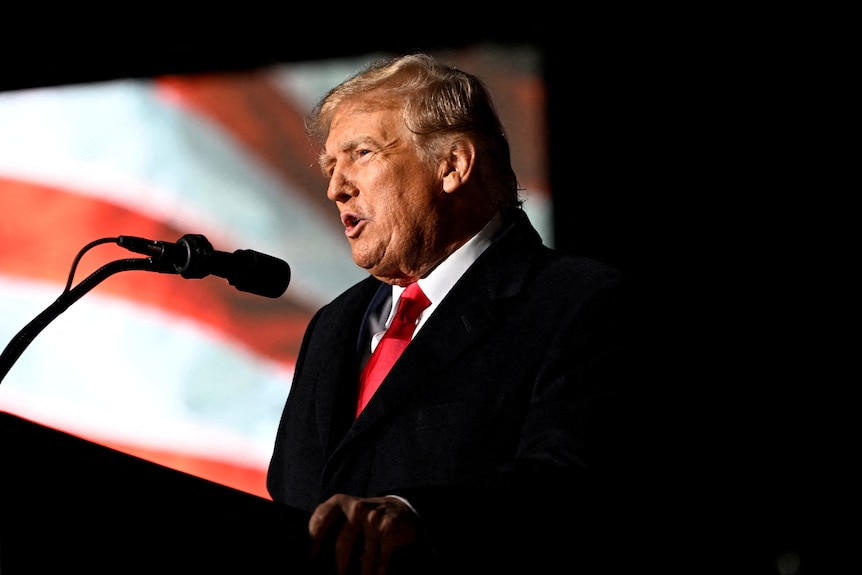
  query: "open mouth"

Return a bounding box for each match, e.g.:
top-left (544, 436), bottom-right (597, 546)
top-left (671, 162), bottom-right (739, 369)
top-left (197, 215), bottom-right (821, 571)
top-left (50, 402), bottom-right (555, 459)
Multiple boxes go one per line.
top-left (341, 212), bottom-right (365, 236)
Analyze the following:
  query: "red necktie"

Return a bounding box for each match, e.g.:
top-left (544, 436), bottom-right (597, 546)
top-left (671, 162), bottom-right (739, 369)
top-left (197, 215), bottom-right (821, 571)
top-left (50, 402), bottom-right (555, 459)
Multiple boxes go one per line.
top-left (356, 282), bottom-right (430, 417)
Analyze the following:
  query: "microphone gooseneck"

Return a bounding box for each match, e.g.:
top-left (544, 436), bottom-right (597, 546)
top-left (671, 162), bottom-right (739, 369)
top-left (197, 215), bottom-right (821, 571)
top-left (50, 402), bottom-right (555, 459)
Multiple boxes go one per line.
top-left (1, 234), bottom-right (292, 385)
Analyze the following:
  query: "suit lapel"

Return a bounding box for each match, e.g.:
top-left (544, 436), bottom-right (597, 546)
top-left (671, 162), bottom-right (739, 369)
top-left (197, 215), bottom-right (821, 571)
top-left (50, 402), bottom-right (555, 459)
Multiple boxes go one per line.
top-left (312, 278), bottom-right (384, 454)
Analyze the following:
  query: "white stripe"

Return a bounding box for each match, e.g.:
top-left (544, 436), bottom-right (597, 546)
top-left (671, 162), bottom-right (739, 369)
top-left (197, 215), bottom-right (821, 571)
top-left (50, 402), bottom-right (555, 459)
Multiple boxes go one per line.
top-left (0, 77), bottom-right (365, 307)
top-left (0, 275), bottom-right (292, 468)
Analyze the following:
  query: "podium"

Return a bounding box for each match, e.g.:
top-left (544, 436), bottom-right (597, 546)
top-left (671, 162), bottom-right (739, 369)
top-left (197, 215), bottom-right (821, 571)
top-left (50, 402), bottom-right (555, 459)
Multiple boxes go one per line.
top-left (0, 411), bottom-right (313, 573)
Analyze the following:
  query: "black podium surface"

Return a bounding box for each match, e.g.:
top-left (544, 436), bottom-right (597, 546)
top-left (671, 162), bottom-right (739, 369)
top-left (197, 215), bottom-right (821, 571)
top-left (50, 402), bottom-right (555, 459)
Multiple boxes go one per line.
top-left (0, 411), bottom-right (312, 573)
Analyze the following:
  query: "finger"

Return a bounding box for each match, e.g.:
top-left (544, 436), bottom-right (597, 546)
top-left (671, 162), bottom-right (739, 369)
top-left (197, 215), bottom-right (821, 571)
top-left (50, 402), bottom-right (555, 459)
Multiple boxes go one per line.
top-left (358, 505), bottom-right (383, 575)
top-left (374, 536), bottom-right (394, 575)
top-left (335, 503), bottom-right (364, 575)
top-left (308, 497), bottom-right (343, 557)
top-left (376, 498), bottom-right (424, 574)
top-left (373, 508), bottom-right (401, 575)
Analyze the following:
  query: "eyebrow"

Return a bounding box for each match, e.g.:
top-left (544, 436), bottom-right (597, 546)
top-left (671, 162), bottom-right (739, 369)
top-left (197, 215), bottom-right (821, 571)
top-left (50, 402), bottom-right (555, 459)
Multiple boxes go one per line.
top-left (318, 151), bottom-right (334, 176)
top-left (320, 136), bottom-right (378, 174)
top-left (339, 135), bottom-right (377, 153)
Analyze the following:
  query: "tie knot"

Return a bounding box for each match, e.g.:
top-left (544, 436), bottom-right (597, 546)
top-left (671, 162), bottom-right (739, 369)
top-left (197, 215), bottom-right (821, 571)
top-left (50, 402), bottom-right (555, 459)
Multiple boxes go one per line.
top-left (396, 283), bottom-right (430, 324)
top-left (401, 281), bottom-right (426, 301)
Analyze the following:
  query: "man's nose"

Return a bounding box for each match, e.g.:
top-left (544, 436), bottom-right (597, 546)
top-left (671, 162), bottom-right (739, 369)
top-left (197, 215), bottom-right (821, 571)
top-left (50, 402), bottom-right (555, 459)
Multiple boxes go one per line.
top-left (326, 169), bottom-right (356, 202)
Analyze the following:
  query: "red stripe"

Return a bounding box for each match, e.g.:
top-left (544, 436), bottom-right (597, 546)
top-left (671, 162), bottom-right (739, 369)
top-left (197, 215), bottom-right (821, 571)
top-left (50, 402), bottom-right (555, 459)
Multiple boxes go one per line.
top-left (1, 176), bottom-right (311, 367)
top-left (155, 72), bottom-right (338, 225)
top-left (93, 436), bottom-right (271, 499)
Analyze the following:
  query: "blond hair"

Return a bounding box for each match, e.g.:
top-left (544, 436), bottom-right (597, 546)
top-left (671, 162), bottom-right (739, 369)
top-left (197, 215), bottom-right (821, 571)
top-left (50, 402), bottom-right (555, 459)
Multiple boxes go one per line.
top-left (307, 53), bottom-right (522, 209)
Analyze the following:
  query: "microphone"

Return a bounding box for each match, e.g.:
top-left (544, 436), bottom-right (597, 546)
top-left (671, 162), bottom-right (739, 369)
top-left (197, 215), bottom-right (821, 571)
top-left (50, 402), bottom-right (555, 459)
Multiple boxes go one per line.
top-left (117, 234), bottom-right (290, 298)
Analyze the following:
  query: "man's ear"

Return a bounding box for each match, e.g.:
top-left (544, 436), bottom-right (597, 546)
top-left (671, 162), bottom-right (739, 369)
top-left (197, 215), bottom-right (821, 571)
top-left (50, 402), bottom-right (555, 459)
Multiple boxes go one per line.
top-left (441, 139), bottom-right (477, 194)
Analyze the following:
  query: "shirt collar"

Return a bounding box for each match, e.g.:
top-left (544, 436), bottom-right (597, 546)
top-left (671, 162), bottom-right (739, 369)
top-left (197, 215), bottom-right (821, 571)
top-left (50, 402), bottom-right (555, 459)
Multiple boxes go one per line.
top-left (393, 211), bottom-right (504, 309)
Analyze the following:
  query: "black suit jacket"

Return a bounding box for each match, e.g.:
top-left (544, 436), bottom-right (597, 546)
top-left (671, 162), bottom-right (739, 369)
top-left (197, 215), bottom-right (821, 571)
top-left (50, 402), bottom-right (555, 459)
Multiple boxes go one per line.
top-left (267, 208), bottom-right (652, 573)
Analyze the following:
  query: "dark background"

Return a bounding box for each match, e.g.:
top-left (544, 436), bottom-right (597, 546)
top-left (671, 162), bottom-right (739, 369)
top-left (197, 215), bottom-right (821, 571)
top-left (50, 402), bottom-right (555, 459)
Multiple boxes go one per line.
top-left (2, 25), bottom-right (668, 272)
top-left (1, 18), bottom-right (828, 574)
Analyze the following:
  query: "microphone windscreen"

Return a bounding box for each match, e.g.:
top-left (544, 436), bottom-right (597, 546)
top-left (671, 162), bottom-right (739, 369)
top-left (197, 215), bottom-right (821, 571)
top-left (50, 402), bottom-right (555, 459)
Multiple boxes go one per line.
top-left (225, 249), bottom-right (291, 298)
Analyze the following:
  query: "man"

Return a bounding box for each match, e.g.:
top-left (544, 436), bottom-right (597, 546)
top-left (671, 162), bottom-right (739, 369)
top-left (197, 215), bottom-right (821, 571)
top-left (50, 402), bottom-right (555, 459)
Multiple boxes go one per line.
top-left (267, 53), bottom-right (652, 574)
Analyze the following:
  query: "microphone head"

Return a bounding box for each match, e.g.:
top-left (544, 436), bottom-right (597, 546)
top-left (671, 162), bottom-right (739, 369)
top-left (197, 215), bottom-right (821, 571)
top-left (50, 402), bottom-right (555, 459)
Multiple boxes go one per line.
top-left (226, 249), bottom-right (291, 298)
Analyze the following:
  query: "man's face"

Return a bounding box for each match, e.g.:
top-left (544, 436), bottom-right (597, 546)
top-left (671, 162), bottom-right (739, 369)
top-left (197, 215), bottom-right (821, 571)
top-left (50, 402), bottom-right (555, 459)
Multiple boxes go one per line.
top-left (321, 100), bottom-right (447, 284)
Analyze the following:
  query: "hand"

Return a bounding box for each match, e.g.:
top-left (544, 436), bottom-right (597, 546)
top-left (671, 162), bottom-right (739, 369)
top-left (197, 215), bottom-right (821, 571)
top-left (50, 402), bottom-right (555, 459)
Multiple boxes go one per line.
top-left (308, 493), bottom-right (421, 575)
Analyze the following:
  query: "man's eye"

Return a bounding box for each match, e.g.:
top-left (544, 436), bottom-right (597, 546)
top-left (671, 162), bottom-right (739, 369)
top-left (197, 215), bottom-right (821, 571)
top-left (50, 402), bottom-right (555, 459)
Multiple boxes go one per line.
top-left (356, 149), bottom-right (372, 158)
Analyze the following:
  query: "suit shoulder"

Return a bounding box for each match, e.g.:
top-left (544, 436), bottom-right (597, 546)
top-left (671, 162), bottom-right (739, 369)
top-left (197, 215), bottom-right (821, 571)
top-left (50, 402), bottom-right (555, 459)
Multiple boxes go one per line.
top-left (320, 275), bottom-right (382, 309)
top-left (540, 248), bottom-right (631, 291)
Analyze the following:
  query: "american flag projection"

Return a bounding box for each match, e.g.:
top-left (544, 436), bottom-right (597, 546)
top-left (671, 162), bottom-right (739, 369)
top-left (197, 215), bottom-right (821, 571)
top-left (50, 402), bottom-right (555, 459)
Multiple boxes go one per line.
top-left (0, 46), bottom-right (550, 499)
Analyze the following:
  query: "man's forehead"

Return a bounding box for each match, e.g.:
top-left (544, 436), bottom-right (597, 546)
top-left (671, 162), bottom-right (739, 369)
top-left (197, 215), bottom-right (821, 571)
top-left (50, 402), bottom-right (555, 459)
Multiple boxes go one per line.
top-left (327, 102), bottom-right (403, 146)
